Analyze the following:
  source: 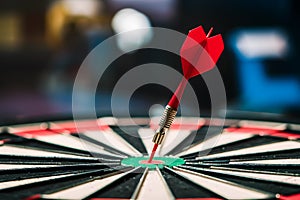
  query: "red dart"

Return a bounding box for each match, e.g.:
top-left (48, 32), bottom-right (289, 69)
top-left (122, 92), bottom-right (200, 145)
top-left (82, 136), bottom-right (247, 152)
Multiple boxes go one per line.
top-left (148, 26), bottom-right (224, 163)
top-left (168, 26), bottom-right (224, 108)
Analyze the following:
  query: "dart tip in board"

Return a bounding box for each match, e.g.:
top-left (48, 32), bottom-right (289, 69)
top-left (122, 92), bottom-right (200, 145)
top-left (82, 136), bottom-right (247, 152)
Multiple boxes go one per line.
top-left (148, 143), bottom-right (159, 162)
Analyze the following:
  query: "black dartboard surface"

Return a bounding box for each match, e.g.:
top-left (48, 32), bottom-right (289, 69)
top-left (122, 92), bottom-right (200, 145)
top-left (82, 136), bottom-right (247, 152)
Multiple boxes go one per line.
top-left (0, 117), bottom-right (299, 200)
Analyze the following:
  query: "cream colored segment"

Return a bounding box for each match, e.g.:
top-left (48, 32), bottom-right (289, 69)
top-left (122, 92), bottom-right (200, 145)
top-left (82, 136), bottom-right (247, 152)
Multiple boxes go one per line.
top-left (230, 159), bottom-right (300, 165)
top-left (98, 117), bottom-right (118, 126)
top-left (84, 129), bottom-right (142, 156)
top-left (0, 173), bottom-right (74, 190)
top-left (130, 168), bottom-right (149, 199)
top-left (0, 145), bottom-right (96, 160)
top-left (33, 134), bottom-right (123, 158)
top-left (289, 123), bottom-right (300, 131)
top-left (42, 170), bottom-right (134, 200)
top-left (138, 128), bottom-right (161, 156)
top-left (8, 122), bottom-right (49, 133)
top-left (197, 141), bottom-right (300, 160)
top-left (171, 167), bottom-right (271, 199)
top-left (0, 164), bottom-right (56, 170)
top-left (134, 169), bottom-right (175, 200)
top-left (239, 120), bottom-right (287, 130)
top-left (160, 130), bottom-right (192, 156)
top-left (176, 132), bottom-right (254, 157)
top-left (0, 163), bottom-right (118, 171)
top-left (116, 117), bottom-right (150, 126)
top-left (202, 167), bottom-right (300, 186)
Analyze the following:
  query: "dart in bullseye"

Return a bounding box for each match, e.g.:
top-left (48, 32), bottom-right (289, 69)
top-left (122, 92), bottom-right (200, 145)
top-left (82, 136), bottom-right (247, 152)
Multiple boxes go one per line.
top-left (147, 26), bottom-right (224, 163)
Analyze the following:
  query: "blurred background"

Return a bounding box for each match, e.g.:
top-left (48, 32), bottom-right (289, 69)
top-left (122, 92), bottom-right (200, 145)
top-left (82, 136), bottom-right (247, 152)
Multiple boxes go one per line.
top-left (0, 0), bottom-right (299, 124)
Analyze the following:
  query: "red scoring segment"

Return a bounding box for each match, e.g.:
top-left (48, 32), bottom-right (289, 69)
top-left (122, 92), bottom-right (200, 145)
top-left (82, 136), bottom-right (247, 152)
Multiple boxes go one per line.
top-left (148, 26), bottom-right (224, 163)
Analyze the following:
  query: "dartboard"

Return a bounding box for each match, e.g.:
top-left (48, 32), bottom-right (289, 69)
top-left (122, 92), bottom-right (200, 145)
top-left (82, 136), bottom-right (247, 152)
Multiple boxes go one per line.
top-left (0, 117), bottom-right (299, 200)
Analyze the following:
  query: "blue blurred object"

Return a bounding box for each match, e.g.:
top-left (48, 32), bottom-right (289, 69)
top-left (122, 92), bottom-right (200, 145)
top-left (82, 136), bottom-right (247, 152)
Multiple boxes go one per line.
top-left (230, 29), bottom-right (300, 112)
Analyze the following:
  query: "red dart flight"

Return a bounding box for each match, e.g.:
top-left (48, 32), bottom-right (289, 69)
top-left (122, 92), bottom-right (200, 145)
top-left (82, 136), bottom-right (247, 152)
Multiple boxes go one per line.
top-left (148, 26), bottom-right (224, 163)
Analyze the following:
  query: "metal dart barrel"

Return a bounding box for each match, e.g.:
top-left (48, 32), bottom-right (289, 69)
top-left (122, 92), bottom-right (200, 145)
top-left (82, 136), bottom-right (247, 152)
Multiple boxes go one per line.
top-left (152, 105), bottom-right (177, 144)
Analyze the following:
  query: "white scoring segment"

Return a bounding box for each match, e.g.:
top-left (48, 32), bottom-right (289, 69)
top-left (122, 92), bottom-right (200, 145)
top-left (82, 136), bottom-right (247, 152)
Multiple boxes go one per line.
top-left (0, 164), bottom-right (57, 170)
top-left (31, 134), bottom-right (124, 158)
top-left (133, 168), bottom-right (175, 200)
top-left (171, 167), bottom-right (272, 199)
top-left (196, 141), bottom-right (300, 160)
top-left (0, 173), bottom-right (75, 190)
top-left (201, 167), bottom-right (300, 186)
top-left (159, 130), bottom-right (193, 156)
top-left (0, 163), bottom-right (118, 171)
top-left (138, 128), bottom-right (161, 156)
top-left (0, 145), bottom-right (98, 160)
top-left (42, 168), bottom-right (137, 200)
top-left (230, 159), bottom-right (300, 165)
top-left (239, 120), bottom-right (287, 130)
top-left (138, 128), bottom-right (193, 156)
top-left (176, 132), bottom-right (255, 157)
top-left (83, 129), bottom-right (142, 156)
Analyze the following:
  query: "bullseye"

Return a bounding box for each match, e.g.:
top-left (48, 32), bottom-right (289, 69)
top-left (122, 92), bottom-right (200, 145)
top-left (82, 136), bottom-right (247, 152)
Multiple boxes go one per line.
top-left (121, 157), bottom-right (185, 169)
top-left (139, 160), bottom-right (165, 165)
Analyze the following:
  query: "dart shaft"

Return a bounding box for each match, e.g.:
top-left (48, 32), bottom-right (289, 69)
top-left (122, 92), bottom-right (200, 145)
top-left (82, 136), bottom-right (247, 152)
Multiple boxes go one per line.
top-left (168, 78), bottom-right (188, 109)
